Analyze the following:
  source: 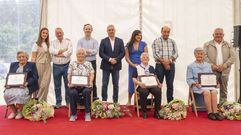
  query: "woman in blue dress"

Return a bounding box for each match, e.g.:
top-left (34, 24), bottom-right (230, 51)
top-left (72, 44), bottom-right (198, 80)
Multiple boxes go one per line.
top-left (186, 47), bottom-right (223, 120)
top-left (125, 30), bottom-right (148, 105)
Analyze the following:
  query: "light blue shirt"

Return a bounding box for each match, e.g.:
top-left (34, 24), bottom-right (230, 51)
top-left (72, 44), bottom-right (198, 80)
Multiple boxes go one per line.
top-left (76, 37), bottom-right (98, 61)
top-left (186, 62), bottom-right (216, 94)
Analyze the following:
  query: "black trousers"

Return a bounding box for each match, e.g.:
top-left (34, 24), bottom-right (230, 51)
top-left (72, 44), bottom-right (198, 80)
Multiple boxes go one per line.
top-left (69, 87), bottom-right (91, 115)
top-left (90, 60), bottom-right (97, 98)
top-left (137, 86), bottom-right (161, 112)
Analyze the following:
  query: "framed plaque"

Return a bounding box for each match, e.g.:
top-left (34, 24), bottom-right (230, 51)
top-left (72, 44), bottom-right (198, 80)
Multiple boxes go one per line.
top-left (138, 75), bottom-right (159, 88)
top-left (70, 75), bottom-right (89, 87)
top-left (5, 73), bottom-right (27, 87)
top-left (198, 73), bottom-right (217, 87)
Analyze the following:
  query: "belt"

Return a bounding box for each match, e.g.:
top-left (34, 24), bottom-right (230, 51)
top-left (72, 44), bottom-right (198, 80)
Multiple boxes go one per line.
top-left (53, 61), bottom-right (70, 66)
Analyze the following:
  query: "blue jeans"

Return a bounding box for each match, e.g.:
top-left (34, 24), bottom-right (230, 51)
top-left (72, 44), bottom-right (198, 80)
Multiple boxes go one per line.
top-left (53, 62), bottom-right (69, 106)
top-left (155, 63), bottom-right (175, 103)
top-left (101, 69), bottom-right (119, 103)
top-left (69, 87), bottom-right (91, 115)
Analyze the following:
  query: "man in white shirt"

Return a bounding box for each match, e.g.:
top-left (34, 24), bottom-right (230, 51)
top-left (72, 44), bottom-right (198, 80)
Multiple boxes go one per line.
top-left (203, 28), bottom-right (235, 104)
top-left (50, 27), bottom-right (73, 108)
top-left (99, 25), bottom-right (125, 103)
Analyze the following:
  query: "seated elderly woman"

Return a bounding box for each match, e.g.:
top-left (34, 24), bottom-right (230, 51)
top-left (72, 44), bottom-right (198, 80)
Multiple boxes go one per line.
top-left (4, 51), bottom-right (39, 119)
top-left (68, 48), bottom-right (94, 122)
top-left (186, 47), bottom-right (223, 120)
top-left (132, 52), bottom-right (162, 119)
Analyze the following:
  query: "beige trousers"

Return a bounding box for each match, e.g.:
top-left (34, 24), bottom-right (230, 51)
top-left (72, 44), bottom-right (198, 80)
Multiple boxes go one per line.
top-left (34, 63), bottom-right (51, 101)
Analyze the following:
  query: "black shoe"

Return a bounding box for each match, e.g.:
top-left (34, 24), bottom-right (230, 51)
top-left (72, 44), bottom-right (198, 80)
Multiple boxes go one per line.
top-left (142, 112), bottom-right (147, 119)
top-left (208, 113), bottom-right (217, 120)
top-left (93, 97), bottom-right (99, 101)
top-left (214, 113), bottom-right (223, 121)
top-left (53, 104), bottom-right (61, 109)
top-left (154, 111), bottom-right (161, 119)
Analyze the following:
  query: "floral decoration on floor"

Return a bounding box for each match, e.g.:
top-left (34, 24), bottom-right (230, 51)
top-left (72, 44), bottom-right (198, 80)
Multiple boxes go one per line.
top-left (22, 99), bottom-right (54, 123)
top-left (219, 102), bottom-right (241, 120)
top-left (91, 100), bottom-right (132, 119)
top-left (159, 99), bottom-right (187, 120)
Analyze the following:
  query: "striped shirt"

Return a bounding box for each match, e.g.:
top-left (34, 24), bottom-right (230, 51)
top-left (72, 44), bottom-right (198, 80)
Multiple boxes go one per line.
top-left (152, 37), bottom-right (178, 62)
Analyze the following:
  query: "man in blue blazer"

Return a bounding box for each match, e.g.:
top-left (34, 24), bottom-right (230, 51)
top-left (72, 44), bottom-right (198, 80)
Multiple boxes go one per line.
top-left (99, 25), bottom-right (125, 103)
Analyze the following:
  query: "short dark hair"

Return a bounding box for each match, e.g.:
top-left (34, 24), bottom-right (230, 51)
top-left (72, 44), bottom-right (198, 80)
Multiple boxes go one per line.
top-left (83, 24), bottom-right (92, 30)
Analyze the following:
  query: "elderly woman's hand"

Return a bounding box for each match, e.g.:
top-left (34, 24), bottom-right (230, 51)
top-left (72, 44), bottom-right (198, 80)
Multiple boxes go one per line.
top-left (4, 85), bottom-right (10, 89)
top-left (68, 83), bottom-right (74, 88)
top-left (193, 82), bottom-right (201, 88)
top-left (139, 82), bottom-right (146, 89)
top-left (19, 82), bottom-right (28, 89)
top-left (87, 82), bottom-right (93, 88)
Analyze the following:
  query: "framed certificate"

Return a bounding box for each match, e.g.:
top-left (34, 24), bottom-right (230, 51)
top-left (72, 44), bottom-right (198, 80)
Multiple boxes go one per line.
top-left (198, 73), bottom-right (217, 87)
top-left (70, 75), bottom-right (89, 87)
top-left (5, 73), bottom-right (27, 87)
top-left (138, 75), bottom-right (159, 88)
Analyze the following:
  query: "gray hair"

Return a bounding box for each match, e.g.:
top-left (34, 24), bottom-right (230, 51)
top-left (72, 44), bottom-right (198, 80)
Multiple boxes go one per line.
top-left (76, 48), bottom-right (86, 56)
top-left (140, 52), bottom-right (149, 59)
top-left (213, 28), bottom-right (224, 34)
top-left (194, 47), bottom-right (204, 55)
top-left (17, 51), bottom-right (29, 60)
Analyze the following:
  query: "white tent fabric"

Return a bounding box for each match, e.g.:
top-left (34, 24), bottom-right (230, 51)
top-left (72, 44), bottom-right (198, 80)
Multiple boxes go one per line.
top-left (45, 0), bottom-right (235, 105)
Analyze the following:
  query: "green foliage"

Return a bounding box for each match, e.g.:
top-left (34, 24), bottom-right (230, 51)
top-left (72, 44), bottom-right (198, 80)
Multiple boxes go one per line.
top-left (0, 0), bottom-right (40, 62)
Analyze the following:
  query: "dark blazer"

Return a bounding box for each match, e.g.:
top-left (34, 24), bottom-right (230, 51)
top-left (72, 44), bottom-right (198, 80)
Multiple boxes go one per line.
top-left (8, 62), bottom-right (39, 94)
top-left (132, 65), bottom-right (156, 78)
top-left (99, 37), bottom-right (125, 70)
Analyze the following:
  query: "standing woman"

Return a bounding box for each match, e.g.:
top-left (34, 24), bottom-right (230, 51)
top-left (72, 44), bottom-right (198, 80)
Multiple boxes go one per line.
top-left (125, 30), bottom-right (148, 105)
top-left (31, 27), bottom-right (51, 101)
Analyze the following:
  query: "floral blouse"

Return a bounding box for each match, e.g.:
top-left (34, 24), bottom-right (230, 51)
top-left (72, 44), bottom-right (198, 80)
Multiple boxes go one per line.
top-left (67, 61), bottom-right (94, 76)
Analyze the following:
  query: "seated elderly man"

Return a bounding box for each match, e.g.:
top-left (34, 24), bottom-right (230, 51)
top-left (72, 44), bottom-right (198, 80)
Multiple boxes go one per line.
top-left (132, 52), bottom-right (162, 119)
top-left (4, 51), bottom-right (39, 119)
top-left (67, 48), bottom-right (94, 122)
top-left (186, 47), bottom-right (223, 120)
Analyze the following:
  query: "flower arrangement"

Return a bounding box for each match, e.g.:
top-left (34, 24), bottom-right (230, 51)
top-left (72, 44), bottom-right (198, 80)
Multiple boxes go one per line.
top-left (219, 102), bottom-right (241, 120)
top-left (159, 99), bottom-right (187, 120)
top-left (22, 99), bottom-right (54, 123)
top-left (91, 100), bottom-right (132, 119)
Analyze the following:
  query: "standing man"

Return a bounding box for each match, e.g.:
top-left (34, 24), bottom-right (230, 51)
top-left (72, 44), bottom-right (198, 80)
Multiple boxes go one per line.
top-left (152, 26), bottom-right (178, 103)
top-left (99, 24), bottom-right (125, 103)
top-left (77, 24), bottom-right (99, 100)
top-left (203, 28), bottom-right (235, 104)
top-left (50, 27), bottom-right (73, 108)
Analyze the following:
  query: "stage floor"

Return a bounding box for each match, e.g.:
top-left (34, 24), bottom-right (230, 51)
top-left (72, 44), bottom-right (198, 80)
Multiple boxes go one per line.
top-left (0, 106), bottom-right (240, 135)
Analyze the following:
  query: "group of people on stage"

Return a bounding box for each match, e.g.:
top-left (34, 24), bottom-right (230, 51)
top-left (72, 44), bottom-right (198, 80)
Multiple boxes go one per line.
top-left (3, 24), bottom-right (235, 121)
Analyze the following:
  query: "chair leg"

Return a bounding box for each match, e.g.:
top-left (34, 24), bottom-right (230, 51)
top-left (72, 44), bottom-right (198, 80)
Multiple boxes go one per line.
top-left (150, 94), bottom-right (154, 108)
top-left (68, 104), bottom-right (71, 118)
top-left (4, 105), bottom-right (9, 118)
top-left (90, 91), bottom-right (93, 115)
top-left (190, 90), bottom-right (198, 117)
top-left (134, 92), bottom-right (140, 117)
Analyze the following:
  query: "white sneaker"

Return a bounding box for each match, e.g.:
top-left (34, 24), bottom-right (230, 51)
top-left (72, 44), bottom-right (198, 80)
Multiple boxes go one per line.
top-left (69, 115), bottom-right (77, 122)
top-left (85, 113), bottom-right (91, 122)
top-left (15, 112), bottom-right (23, 119)
top-left (7, 112), bottom-right (17, 119)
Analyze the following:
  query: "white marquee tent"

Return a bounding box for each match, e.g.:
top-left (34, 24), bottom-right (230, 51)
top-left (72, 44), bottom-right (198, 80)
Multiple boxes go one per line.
top-left (0, 0), bottom-right (240, 105)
